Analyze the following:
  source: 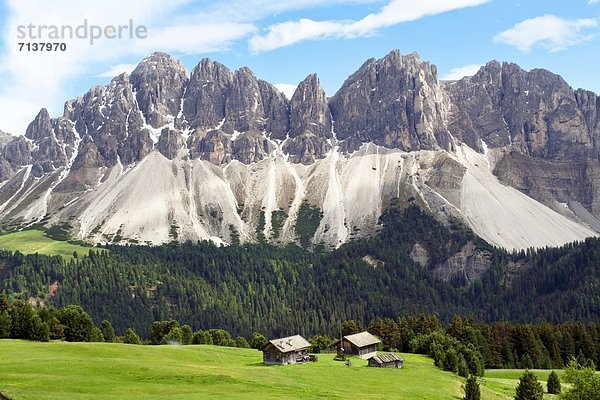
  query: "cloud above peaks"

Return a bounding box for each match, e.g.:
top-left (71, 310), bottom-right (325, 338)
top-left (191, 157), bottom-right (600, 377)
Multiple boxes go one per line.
top-left (250, 0), bottom-right (490, 53)
top-left (441, 64), bottom-right (484, 81)
top-left (96, 64), bottom-right (138, 78)
top-left (494, 15), bottom-right (598, 53)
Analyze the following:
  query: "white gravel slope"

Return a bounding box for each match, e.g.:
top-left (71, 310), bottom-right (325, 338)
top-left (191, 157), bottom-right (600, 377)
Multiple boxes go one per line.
top-left (456, 145), bottom-right (596, 249)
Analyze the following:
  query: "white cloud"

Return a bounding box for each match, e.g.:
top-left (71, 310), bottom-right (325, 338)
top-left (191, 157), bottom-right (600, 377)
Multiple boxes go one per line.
top-left (250, 0), bottom-right (490, 53)
top-left (441, 64), bottom-right (484, 81)
top-left (274, 83), bottom-right (298, 99)
top-left (142, 23), bottom-right (255, 54)
top-left (0, 0), bottom-right (383, 134)
top-left (590, 0), bottom-right (600, 4)
top-left (95, 63), bottom-right (138, 78)
top-left (199, 0), bottom-right (381, 23)
top-left (494, 15), bottom-right (598, 53)
top-left (0, 0), bottom-right (256, 135)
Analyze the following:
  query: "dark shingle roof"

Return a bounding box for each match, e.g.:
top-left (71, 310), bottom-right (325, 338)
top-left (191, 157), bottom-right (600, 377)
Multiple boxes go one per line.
top-left (344, 331), bottom-right (381, 347)
top-left (369, 353), bottom-right (404, 364)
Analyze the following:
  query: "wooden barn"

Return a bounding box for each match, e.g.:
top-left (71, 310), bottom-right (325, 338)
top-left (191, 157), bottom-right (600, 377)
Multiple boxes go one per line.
top-left (260, 334), bottom-right (312, 365)
top-left (339, 331), bottom-right (381, 359)
top-left (368, 353), bottom-right (404, 368)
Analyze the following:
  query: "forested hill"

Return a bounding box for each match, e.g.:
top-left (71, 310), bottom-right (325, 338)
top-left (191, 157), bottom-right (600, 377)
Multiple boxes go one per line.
top-left (1, 205), bottom-right (599, 337)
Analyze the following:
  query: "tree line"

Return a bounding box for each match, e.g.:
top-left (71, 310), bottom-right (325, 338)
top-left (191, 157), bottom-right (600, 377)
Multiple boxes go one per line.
top-left (5, 289), bottom-right (599, 376)
top-left (1, 205), bottom-right (600, 340)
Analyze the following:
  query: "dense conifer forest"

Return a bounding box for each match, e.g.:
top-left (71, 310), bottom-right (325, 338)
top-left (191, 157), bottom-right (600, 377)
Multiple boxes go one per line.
top-left (1, 205), bottom-right (599, 342)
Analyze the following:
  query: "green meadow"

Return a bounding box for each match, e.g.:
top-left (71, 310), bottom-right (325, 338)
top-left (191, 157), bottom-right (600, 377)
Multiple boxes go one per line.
top-left (0, 340), bottom-right (564, 400)
top-left (483, 369), bottom-right (562, 399)
top-left (0, 229), bottom-right (92, 260)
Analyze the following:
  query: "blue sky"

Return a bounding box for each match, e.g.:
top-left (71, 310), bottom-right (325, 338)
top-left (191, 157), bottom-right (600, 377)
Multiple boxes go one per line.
top-left (0, 0), bottom-right (599, 134)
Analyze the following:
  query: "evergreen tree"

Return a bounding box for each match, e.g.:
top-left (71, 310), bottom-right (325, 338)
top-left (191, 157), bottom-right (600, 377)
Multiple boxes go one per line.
top-left (250, 332), bottom-right (267, 349)
top-left (235, 336), bottom-right (249, 348)
top-left (9, 300), bottom-right (35, 339)
top-left (59, 305), bottom-right (94, 342)
top-left (37, 307), bottom-right (64, 340)
top-left (341, 320), bottom-right (365, 336)
top-left (0, 293), bottom-right (8, 313)
top-left (192, 330), bottom-right (213, 345)
top-left (463, 375), bottom-right (480, 400)
top-left (123, 328), bottom-right (142, 345)
top-left (163, 327), bottom-right (184, 345)
top-left (562, 359), bottom-right (600, 400)
top-left (515, 370), bottom-right (543, 400)
top-left (546, 370), bottom-right (561, 394)
top-left (520, 354), bottom-right (533, 369)
top-left (100, 320), bottom-right (116, 342)
top-left (443, 348), bottom-right (459, 373)
top-left (457, 354), bottom-right (469, 378)
top-left (148, 320), bottom-right (179, 345)
top-left (0, 311), bottom-right (11, 338)
top-left (30, 314), bottom-right (49, 342)
top-left (309, 335), bottom-right (335, 353)
top-left (90, 326), bottom-right (105, 342)
top-left (181, 325), bottom-right (193, 345)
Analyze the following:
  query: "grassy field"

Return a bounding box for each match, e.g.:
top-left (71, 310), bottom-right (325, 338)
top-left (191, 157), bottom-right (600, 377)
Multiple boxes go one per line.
top-left (483, 369), bottom-right (562, 399)
top-left (0, 230), bottom-right (92, 260)
top-left (0, 340), bottom-right (565, 400)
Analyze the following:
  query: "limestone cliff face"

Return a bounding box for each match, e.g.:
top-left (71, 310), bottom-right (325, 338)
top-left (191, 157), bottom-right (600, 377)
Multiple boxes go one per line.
top-left (1, 50), bottom-right (599, 253)
top-left (284, 74), bottom-right (332, 164)
top-left (330, 50), bottom-right (453, 153)
top-left (130, 52), bottom-right (188, 129)
top-left (181, 60), bottom-right (289, 163)
top-left (445, 61), bottom-right (595, 157)
top-left (445, 60), bottom-right (600, 221)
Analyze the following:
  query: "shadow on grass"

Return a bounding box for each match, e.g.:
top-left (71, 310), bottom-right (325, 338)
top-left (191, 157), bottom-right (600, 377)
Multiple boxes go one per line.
top-left (246, 361), bottom-right (268, 366)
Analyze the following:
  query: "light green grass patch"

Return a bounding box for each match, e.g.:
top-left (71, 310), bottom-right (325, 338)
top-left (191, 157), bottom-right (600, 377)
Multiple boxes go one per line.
top-left (483, 369), bottom-right (563, 399)
top-left (0, 229), bottom-right (93, 260)
top-left (0, 341), bottom-right (465, 400)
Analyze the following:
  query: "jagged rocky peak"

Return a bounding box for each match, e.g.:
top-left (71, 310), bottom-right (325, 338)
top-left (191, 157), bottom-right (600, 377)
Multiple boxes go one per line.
top-left (0, 130), bottom-right (13, 149)
top-left (2, 136), bottom-right (31, 169)
top-left (225, 66), bottom-right (289, 139)
top-left (183, 59), bottom-right (288, 164)
top-left (183, 58), bottom-right (233, 131)
top-left (65, 72), bottom-right (151, 167)
top-left (21, 108), bottom-right (79, 175)
top-left (446, 60), bottom-right (595, 157)
top-left (257, 79), bottom-right (289, 141)
top-left (284, 73), bottom-right (332, 164)
top-left (330, 50), bottom-right (452, 153)
top-left (226, 67), bottom-right (266, 133)
top-left (289, 74), bottom-right (331, 137)
top-left (130, 52), bottom-right (188, 128)
top-left (25, 108), bottom-right (53, 141)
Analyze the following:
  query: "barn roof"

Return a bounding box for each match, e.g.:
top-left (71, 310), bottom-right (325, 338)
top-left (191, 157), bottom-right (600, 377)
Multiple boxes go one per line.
top-left (368, 353), bottom-right (404, 364)
top-left (261, 334), bottom-right (311, 353)
top-left (344, 331), bottom-right (381, 347)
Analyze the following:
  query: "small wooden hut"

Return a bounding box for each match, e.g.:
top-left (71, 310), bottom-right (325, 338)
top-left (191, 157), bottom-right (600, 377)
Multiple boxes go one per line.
top-left (260, 334), bottom-right (312, 365)
top-left (339, 331), bottom-right (381, 359)
top-left (367, 353), bottom-right (404, 368)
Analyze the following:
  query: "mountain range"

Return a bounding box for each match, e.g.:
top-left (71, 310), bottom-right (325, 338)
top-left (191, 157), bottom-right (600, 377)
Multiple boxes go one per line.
top-left (0, 50), bottom-right (599, 250)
